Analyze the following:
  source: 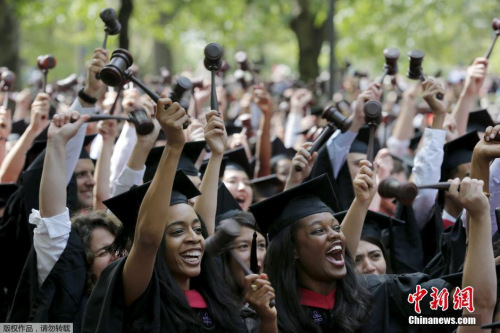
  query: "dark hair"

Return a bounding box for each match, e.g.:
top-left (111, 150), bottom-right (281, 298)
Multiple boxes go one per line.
top-left (154, 210), bottom-right (243, 332)
top-left (358, 236), bottom-right (392, 274)
top-left (216, 210), bottom-right (262, 301)
top-left (71, 210), bottom-right (119, 295)
top-left (264, 217), bottom-right (373, 333)
top-left (271, 154), bottom-right (292, 175)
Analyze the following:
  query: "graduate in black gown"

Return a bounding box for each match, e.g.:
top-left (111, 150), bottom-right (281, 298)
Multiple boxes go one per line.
top-left (250, 170), bottom-right (495, 332)
top-left (82, 96), bottom-right (245, 333)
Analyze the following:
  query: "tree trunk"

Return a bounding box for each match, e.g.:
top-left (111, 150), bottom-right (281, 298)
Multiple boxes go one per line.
top-left (153, 13), bottom-right (174, 72)
top-left (118, 0), bottom-right (133, 50)
top-left (290, 6), bottom-right (327, 82)
top-left (0, 0), bottom-right (20, 90)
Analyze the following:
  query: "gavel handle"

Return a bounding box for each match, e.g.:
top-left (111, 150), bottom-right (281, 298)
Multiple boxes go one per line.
top-left (417, 182), bottom-right (451, 190)
top-left (210, 70), bottom-right (219, 111)
top-left (127, 74), bottom-right (160, 102)
top-left (109, 85), bottom-right (122, 115)
top-left (42, 69), bottom-right (48, 94)
top-left (294, 124), bottom-right (336, 172)
top-left (485, 33), bottom-right (499, 60)
top-left (86, 115), bottom-right (129, 122)
top-left (378, 69), bottom-right (387, 85)
top-left (366, 125), bottom-right (376, 163)
top-left (230, 250), bottom-right (276, 308)
top-left (102, 29), bottom-right (109, 50)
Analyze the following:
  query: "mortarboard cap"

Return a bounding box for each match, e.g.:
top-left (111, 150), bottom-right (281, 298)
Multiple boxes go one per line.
top-left (467, 109), bottom-right (495, 133)
top-left (0, 183), bottom-right (19, 207)
top-left (333, 209), bottom-right (404, 241)
top-left (271, 137), bottom-right (296, 159)
top-left (104, 169), bottom-right (201, 253)
top-left (250, 173), bottom-right (338, 241)
top-left (224, 147), bottom-right (254, 178)
top-left (225, 124), bottom-right (243, 136)
top-left (349, 125), bottom-right (381, 155)
top-left (200, 156), bottom-right (227, 180)
top-left (216, 181), bottom-right (242, 218)
top-left (144, 141), bottom-right (206, 182)
top-left (251, 174), bottom-right (284, 201)
top-left (441, 131), bottom-right (479, 178)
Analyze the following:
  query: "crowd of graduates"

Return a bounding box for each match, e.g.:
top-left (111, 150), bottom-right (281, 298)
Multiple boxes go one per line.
top-left (0, 19), bottom-right (500, 333)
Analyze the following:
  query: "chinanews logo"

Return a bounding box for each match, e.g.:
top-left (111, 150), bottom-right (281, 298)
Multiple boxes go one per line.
top-left (407, 285), bottom-right (477, 326)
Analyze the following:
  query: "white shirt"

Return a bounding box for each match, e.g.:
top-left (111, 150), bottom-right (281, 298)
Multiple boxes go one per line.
top-left (411, 128), bottom-right (446, 230)
top-left (326, 129), bottom-right (358, 179)
top-left (109, 122), bottom-right (138, 193)
top-left (29, 208), bottom-right (71, 287)
top-left (489, 158), bottom-right (500, 235)
top-left (112, 164), bottom-right (145, 197)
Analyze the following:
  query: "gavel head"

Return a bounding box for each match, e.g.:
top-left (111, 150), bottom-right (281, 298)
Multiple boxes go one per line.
top-left (492, 18), bottom-right (500, 33)
top-left (383, 48), bottom-right (400, 75)
top-left (168, 76), bottom-right (193, 103)
top-left (407, 49), bottom-right (425, 80)
top-left (363, 100), bottom-right (382, 125)
top-left (128, 108), bottom-right (154, 135)
top-left (378, 177), bottom-right (418, 206)
top-left (234, 69), bottom-right (248, 90)
top-left (100, 48), bottom-right (133, 87)
top-left (322, 106), bottom-right (352, 133)
top-left (100, 8), bottom-right (121, 35)
top-left (37, 55), bottom-right (57, 71)
top-left (0, 70), bottom-right (16, 90)
top-left (235, 51), bottom-right (250, 71)
top-left (204, 43), bottom-right (224, 71)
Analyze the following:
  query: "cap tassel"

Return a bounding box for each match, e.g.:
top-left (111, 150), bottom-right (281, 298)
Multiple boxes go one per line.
top-left (250, 230), bottom-right (258, 274)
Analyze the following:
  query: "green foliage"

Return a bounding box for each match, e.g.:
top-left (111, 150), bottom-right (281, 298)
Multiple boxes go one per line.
top-left (8, 0), bottom-right (500, 87)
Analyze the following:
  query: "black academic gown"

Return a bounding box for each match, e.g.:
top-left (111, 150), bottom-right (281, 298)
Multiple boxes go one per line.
top-left (424, 213), bottom-right (467, 279)
top-left (0, 152), bottom-right (79, 321)
top-left (7, 228), bottom-right (88, 333)
top-left (82, 257), bottom-right (245, 333)
top-left (360, 273), bottom-right (462, 333)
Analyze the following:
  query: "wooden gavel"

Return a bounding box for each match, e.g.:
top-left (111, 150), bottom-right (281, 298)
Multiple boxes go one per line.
top-left (407, 50), bottom-right (443, 100)
top-left (378, 177), bottom-right (497, 205)
top-left (378, 48), bottom-right (399, 84)
top-left (294, 106), bottom-right (353, 172)
top-left (100, 49), bottom-right (192, 130)
top-left (37, 55), bottom-right (57, 93)
top-left (204, 43), bottom-right (224, 112)
top-left (235, 51), bottom-right (258, 84)
top-left (99, 8), bottom-right (121, 49)
top-left (364, 100), bottom-right (382, 163)
top-left (485, 18), bottom-right (500, 59)
top-left (66, 111), bottom-right (153, 135)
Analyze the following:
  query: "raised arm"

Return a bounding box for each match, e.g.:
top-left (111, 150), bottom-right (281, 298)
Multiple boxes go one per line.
top-left (93, 119), bottom-right (118, 210)
top-left (341, 160), bottom-right (377, 257)
top-left (193, 110), bottom-right (226, 235)
top-left (451, 57), bottom-right (488, 137)
top-left (122, 98), bottom-right (189, 306)
top-left (0, 93), bottom-right (50, 182)
top-left (450, 177), bottom-right (496, 332)
top-left (285, 141), bottom-right (316, 190)
top-left (0, 106), bottom-right (12, 166)
top-left (253, 84), bottom-right (273, 178)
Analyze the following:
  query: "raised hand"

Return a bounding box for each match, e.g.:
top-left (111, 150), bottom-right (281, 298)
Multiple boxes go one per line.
top-left (448, 177), bottom-right (489, 218)
top-left (97, 119), bottom-right (118, 142)
top-left (243, 273), bottom-right (277, 323)
top-left (122, 88), bottom-right (140, 115)
top-left (352, 82), bottom-right (381, 131)
top-left (290, 88), bottom-right (313, 115)
top-left (27, 93), bottom-right (50, 136)
top-left (253, 83), bottom-right (273, 116)
top-left (83, 48), bottom-right (109, 105)
top-left (463, 57), bottom-right (488, 97)
top-left (48, 111), bottom-right (90, 144)
top-left (286, 142), bottom-right (317, 189)
top-left (422, 77), bottom-right (447, 116)
top-left (353, 160), bottom-right (376, 204)
top-left (473, 124), bottom-right (500, 162)
top-left (156, 96), bottom-right (189, 148)
top-left (204, 110), bottom-right (227, 155)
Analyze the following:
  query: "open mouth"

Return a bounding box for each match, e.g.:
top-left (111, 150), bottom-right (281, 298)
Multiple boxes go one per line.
top-left (180, 249), bottom-right (202, 265)
top-left (326, 242), bottom-right (345, 267)
top-left (235, 196), bottom-right (247, 205)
